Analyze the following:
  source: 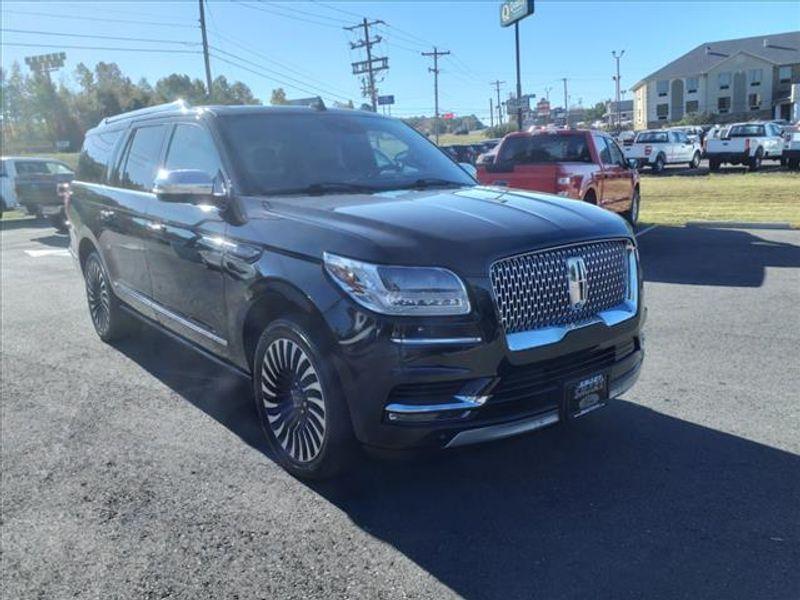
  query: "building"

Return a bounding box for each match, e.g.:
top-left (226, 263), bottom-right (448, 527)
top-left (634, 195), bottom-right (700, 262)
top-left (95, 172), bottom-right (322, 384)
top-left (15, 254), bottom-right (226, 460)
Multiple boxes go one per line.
top-left (632, 31), bottom-right (800, 129)
top-left (604, 100), bottom-right (634, 128)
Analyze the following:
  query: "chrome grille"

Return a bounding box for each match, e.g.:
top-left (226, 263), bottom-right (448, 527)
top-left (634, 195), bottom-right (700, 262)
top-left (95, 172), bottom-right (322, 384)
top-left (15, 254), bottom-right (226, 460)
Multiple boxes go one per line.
top-left (490, 240), bottom-right (629, 334)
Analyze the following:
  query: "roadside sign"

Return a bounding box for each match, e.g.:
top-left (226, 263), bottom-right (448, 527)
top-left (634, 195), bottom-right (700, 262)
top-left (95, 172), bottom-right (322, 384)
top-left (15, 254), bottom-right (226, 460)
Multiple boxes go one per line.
top-left (377, 95), bottom-right (395, 106)
top-left (500, 0), bottom-right (534, 27)
top-left (442, 112), bottom-right (455, 120)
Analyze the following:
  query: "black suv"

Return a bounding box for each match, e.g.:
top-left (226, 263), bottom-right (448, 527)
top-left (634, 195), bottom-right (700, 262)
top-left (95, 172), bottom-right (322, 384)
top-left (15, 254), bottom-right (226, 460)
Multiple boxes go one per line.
top-left (68, 101), bottom-right (644, 478)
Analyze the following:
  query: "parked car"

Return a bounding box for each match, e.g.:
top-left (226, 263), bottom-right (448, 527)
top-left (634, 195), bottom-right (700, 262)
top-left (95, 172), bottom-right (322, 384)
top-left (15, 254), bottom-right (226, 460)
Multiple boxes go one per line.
top-left (616, 131), bottom-right (636, 148)
top-left (0, 156), bottom-right (74, 227)
top-left (476, 129), bottom-right (640, 224)
top-left (443, 144), bottom-right (478, 164)
top-left (624, 129), bottom-right (702, 172)
top-left (705, 122), bottom-right (785, 171)
top-left (67, 102), bottom-right (644, 479)
top-left (783, 127), bottom-right (800, 170)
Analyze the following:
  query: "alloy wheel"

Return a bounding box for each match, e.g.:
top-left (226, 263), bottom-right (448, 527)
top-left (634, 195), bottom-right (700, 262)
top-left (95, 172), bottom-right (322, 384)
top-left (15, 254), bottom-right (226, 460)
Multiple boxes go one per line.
top-left (86, 259), bottom-right (111, 335)
top-left (260, 338), bottom-right (326, 463)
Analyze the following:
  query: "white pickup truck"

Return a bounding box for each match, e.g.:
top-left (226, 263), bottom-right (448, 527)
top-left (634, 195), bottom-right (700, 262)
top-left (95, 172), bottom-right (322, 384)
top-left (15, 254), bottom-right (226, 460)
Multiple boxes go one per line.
top-left (624, 129), bottom-right (702, 173)
top-left (782, 128), bottom-right (800, 170)
top-left (705, 122), bottom-right (784, 171)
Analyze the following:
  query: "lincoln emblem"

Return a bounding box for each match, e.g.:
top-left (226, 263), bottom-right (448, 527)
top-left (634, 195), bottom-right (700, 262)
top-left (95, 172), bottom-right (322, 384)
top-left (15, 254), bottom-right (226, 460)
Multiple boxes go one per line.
top-left (566, 257), bottom-right (589, 309)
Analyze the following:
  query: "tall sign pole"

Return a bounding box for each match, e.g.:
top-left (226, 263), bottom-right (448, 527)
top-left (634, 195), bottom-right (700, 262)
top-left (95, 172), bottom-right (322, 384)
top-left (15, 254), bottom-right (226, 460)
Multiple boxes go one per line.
top-left (500, 0), bottom-right (534, 130)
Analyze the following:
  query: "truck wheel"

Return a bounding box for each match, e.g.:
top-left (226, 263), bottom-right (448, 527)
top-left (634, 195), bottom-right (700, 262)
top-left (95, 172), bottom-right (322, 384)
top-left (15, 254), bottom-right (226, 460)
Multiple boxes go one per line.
top-left (83, 252), bottom-right (133, 342)
top-left (623, 188), bottom-right (640, 226)
top-left (652, 154), bottom-right (665, 174)
top-left (709, 158), bottom-right (721, 172)
top-left (689, 151), bottom-right (701, 169)
top-left (748, 149), bottom-right (763, 172)
top-left (789, 158), bottom-right (800, 170)
top-left (253, 318), bottom-right (356, 480)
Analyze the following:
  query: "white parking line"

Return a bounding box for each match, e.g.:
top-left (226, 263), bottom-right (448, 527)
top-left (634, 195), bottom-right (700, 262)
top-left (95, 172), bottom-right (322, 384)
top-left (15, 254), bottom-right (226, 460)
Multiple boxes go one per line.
top-left (636, 225), bottom-right (658, 238)
top-left (24, 249), bottom-right (71, 258)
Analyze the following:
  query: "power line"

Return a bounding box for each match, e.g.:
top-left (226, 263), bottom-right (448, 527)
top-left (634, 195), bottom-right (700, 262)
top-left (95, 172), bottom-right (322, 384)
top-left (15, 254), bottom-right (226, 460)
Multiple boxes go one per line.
top-left (229, 0), bottom-right (344, 29)
top-left (0, 28), bottom-right (200, 46)
top-left (2, 9), bottom-right (196, 28)
top-left (3, 42), bottom-right (201, 54)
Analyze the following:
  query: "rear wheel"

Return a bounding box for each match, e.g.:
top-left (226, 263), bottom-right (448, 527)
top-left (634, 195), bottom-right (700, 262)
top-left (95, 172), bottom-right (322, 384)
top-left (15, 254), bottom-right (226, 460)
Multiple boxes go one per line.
top-left (689, 151), bottom-right (701, 169)
top-left (623, 188), bottom-right (640, 226)
top-left (709, 158), bottom-right (721, 172)
top-left (748, 149), bottom-right (763, 172)
top-left (789, 158), bottom-right (800, 170)
top-left (83, 252), bottom-right (133, 342)
top-left (651, 154), bottom-right (665, 174)
top-left (253, 318), bottom-right (355, 479)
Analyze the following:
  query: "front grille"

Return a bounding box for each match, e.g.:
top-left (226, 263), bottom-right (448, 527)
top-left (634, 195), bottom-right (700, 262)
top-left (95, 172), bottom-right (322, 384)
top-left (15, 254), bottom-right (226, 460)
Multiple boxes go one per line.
top-left (490, 240), bottom-right (629, 334)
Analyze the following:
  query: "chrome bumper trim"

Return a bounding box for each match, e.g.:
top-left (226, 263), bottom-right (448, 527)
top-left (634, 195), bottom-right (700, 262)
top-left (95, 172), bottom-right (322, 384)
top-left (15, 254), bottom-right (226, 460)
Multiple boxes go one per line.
top-left (386, 396), bottom-right (487, 415)
top-left (445, 410), bottom-right (560, 448)
top-left (390, 336), bottom-right (482, 346)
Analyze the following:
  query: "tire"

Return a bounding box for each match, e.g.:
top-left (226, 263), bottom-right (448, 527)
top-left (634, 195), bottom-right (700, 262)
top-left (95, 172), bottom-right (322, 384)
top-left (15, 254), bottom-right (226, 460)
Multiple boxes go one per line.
top-left (253, 318), bottom-right (356, 479)
top-left (83, 252), bottom-right (133, 342)
top-left (582, 190), bottom-right (597, 205)
top-left (709, 158), bottom-right (721, 172)
top-left (789, 158), bottom-right (800, 171)
top-left (748, 149), bottom-right (763, 172)
top-left (623, 188), bottom-right (640, 226)
top-left (48, 211), bottom-right (68, 232)
top-left (689, 151), bottom-right (701, 169)
top-left (651, 154), bottom-right (665, 174)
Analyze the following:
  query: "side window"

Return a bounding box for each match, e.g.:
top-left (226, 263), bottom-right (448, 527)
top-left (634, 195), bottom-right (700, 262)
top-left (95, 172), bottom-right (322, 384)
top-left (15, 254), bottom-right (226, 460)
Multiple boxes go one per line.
top-left (164, 123), bottom-right (223, 177)
top-left (14, 161), bottom-right (50, 175)
top-left (606, 138), bottom-right (625, 166)
top-left (120, 125), bottom-right (167, 192)
top-left (592, 135), bottom-right (611, 165)
top-left (46, 162), bottom-right (73, 175)
top-left (77, 130), bottom-right (122, 184)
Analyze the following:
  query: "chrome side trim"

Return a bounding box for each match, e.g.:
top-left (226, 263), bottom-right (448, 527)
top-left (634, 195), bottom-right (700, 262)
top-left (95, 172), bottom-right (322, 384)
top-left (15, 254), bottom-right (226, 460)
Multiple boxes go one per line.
top-left (116, 283), bottom-right (228, 347)
top-left (386, 396), bottom-right (487, 414)
top-left (445, 410), bottom-right (560, 448)
top-left (390, 336), bottom-right (483, 346)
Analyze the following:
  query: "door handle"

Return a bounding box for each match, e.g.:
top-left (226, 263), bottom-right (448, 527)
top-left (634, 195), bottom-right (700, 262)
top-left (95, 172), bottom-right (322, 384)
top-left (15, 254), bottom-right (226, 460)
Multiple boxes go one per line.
top-left (99, 208), bottom-right (114, 221)
top-left (146, 221), bottom-right (166, 232)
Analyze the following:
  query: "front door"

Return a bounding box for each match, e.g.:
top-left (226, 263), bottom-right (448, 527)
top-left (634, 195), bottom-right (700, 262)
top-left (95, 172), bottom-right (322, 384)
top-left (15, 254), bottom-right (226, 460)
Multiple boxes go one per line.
top-left (595, 135), bottom-right (630, 209)
top-left (143, 121), bottom-right (230, 354)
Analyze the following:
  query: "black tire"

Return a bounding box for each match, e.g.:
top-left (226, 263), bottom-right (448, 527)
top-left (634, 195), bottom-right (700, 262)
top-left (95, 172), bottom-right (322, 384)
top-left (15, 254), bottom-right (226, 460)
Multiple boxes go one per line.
top-left (709, 158), bottom-right (721, 172)
top-left (689, 151), bottom-right (701, 169)
top-left (582, 190), bottom-right (597, 205)
top-left (789, 158), bottom-right (800, 171)
top-left (253, 317), bottom-right (356, 479)
top-left (83, 252), bottom-right (133, 342)
top-left (748, 149), bottom-right (763, 172)
top-left (651, 154), bottom-right (665, 174)
top-left (48, 211), bottom-right (68, 232)
top-left (623, 188), bottom-right (640, 226)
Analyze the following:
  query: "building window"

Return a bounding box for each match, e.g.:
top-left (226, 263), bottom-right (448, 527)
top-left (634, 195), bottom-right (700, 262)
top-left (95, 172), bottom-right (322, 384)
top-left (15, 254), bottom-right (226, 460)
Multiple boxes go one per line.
top-left (686, 77), bottom-right (699, 93)
top-left (749, 93), bottom-right (761, 110)
top-left (686, 100), bottom-right (699, 114)
top-left (718, 96), bottom-right (731, 114)
top-left (748, 69), bottom-right (762, 87)
top-left (656, 80), bottom-right (669, 97)
top-left (656, 103), bottom-right (669, 120)
top-left (718, 72), bottom-right (731, 90)
top-left (779, 65), bottom-right (792, 84)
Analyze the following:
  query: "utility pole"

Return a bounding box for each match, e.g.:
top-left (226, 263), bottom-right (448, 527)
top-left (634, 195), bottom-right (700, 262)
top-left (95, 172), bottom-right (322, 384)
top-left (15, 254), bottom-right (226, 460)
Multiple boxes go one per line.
top-left (562, 78), bottom-right (569, 127)
top-left (491, 80), bottom-right (505, 125)
top-left (612, 50), bottom-right (625, 132)
top-left (345, 18), bottom-right (386, 111)
top-left (422, 46), bottom-right (450, 144)
top-left (198, 0), bottom-right (213, 98)
top-left (489, 98), bottom-right (494, 128)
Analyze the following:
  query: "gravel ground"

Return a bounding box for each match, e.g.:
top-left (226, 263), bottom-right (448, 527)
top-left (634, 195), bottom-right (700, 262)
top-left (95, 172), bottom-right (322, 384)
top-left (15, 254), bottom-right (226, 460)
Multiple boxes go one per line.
top-left (2, 218), bottom-right (799, 600)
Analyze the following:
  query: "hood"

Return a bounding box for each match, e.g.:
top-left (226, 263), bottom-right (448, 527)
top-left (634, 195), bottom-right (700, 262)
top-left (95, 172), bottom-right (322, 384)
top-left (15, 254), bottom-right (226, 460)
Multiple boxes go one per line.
top-left (243, 186), bottom-right (632, 276)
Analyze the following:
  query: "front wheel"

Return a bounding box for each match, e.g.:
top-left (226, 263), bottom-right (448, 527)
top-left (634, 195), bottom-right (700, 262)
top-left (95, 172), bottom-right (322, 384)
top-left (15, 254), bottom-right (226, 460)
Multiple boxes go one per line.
top-left (623, 188), bottom-right (640, 226)
top-left (253, 318), bottom-right (355, 479)
top-left (83, 252), bottom-right (133, 342)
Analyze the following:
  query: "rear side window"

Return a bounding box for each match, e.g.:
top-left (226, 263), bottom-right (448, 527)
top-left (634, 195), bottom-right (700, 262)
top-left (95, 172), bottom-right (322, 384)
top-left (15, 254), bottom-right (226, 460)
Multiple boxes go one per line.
top-left (592, 135), bottom-right (612, 164)
top-left (119, 125), bottom-right (167, 192)
top-left (14, 161), bottom-right (51, 175)
top-left (164, 124), bottom-right (222, 177)
top-left (77, 130), bottom-right (122, 184)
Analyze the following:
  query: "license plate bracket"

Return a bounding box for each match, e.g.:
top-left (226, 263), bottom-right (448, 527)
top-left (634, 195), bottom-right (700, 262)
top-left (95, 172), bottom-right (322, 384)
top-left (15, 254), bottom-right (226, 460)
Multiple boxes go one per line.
top-left (565, 372), bottom-right (608, 418)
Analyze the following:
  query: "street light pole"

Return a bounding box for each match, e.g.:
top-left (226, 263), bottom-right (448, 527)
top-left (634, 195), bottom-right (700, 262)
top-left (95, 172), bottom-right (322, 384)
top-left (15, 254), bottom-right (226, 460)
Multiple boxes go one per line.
top-left (612, 49), bottom-right (625, 132)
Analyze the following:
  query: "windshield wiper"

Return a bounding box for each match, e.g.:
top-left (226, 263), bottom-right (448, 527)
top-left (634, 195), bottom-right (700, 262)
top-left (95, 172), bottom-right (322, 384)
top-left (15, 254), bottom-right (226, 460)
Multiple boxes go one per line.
top-left (395, 178), bottom-right (467, 190)
top-left (268, 182), bottom-right (382, 196)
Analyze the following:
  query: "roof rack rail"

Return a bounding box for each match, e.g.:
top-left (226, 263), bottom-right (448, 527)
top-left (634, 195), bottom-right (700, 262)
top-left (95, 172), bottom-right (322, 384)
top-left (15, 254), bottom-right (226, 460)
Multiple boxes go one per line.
top-left (103, 100), bottom-right (191, 125)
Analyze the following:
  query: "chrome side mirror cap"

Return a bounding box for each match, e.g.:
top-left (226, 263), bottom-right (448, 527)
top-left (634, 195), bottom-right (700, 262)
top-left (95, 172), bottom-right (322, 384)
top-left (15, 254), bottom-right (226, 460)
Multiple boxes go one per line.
top-left (153, 169), bottom-right (226, 202)
top-left (459, 162), bottom-right (478, 178)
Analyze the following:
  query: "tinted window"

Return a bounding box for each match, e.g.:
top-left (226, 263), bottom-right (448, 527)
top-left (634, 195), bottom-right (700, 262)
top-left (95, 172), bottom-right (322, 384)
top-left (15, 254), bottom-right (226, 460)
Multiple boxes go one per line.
top-left (635, 131), bottom-right (668, 143)
top-left (217, 113), bottom-right (473, 195)
top-left (120, 125), bottom-right (166, 191)
top-left (728, 124), bottom-right (765, 137)
top-left (77, 130), bottom-right (122, 184)
top-left (592, 135), bottom-right (612, 164)
top-left (498, 134), bottom-right (592, 164)
top-left (164, 124), bottom-right (222, 177)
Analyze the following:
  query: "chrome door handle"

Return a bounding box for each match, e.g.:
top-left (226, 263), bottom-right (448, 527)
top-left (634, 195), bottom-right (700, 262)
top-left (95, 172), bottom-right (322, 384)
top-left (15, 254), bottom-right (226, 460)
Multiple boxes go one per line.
top-left (99, 208), bottom-right (114, 221)
top-left (146, 221), bottom-right (165, 232)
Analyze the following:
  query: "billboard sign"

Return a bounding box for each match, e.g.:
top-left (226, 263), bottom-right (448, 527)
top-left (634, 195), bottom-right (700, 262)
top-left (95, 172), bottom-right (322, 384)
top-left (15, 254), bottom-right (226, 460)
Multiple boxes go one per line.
top-left (377, 95), bottom-right (395, 106)
top-left (500, 0), bottom-right (534, 27)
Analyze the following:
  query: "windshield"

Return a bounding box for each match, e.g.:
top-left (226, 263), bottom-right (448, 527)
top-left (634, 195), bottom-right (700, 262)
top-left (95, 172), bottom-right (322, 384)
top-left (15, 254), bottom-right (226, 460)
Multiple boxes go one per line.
top-left (497, 134), bottom-right (593, 164)
top-left (217, 112), bottom-right (475, 195)
top-left (635, 131), bottom-right (668, 143)
top-left (728, 124), bottom-right (765, 137)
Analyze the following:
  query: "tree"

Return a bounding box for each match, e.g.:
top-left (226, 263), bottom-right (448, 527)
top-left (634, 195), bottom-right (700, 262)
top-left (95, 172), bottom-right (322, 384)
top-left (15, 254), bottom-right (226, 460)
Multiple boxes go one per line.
top-left (270, 88), bottom-right (287, 105)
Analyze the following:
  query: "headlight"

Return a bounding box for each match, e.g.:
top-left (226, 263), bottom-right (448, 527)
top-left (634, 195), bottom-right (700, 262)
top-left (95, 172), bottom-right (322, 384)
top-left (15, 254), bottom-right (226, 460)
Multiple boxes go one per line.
top-left (323, 252), bottom-right (471, 316)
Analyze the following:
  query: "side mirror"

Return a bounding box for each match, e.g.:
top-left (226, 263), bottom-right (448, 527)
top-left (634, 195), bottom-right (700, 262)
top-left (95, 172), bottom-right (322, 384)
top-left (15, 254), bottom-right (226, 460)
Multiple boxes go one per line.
top-left (485, 161), bottom-right (515, 173)
top-left (153, 169), bottom-right (226, 204)
top-left (459, 162), bottom-right (478, 178)
top-left (626, 158), bottom-right (639, 170)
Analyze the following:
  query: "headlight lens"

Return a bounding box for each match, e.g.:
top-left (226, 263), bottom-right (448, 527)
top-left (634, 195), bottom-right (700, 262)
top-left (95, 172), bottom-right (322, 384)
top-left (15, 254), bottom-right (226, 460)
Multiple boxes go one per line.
top-left (324, 252), bottom-right (471, 316)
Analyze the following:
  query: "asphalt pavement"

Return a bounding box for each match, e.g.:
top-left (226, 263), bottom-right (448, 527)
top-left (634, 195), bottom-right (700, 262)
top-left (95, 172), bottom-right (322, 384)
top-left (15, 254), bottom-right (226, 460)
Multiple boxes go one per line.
top-left (2, 218), bottom-right (799, 600)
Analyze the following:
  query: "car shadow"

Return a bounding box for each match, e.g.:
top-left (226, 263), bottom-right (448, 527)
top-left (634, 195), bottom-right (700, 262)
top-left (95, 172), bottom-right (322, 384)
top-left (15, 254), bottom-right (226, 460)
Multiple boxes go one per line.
top-left (112, 321), bottom-right (799, 600)
top-left (0, 217), bottom-right (51, 232)
top-left (29, 233), bottom-right (69, 248)
top-left (638, 224), bottom-right (800, 287)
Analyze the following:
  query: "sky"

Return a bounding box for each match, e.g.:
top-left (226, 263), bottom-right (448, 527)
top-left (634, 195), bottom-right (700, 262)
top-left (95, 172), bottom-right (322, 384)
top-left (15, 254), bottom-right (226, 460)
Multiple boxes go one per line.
top-left (2, 0), bottom-right (798, 124)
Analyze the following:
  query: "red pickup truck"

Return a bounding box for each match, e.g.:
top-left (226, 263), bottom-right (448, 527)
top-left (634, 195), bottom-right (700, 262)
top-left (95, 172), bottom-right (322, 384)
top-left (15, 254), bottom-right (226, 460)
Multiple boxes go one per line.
top-left (476, 129), bottom-right (640, 225)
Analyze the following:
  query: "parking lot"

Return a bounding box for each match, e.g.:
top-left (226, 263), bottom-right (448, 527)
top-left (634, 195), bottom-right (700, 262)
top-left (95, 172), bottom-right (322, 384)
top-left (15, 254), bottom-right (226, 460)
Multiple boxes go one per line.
top-left (2, 219), bottom-right (799, 599)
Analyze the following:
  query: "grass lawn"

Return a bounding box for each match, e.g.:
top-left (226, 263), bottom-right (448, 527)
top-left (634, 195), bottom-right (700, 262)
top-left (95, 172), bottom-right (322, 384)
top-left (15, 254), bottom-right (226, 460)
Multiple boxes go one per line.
top-left (436, 131), bottom-right (491, 145)
top-left (639, 171), bottom-right (800, 228)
